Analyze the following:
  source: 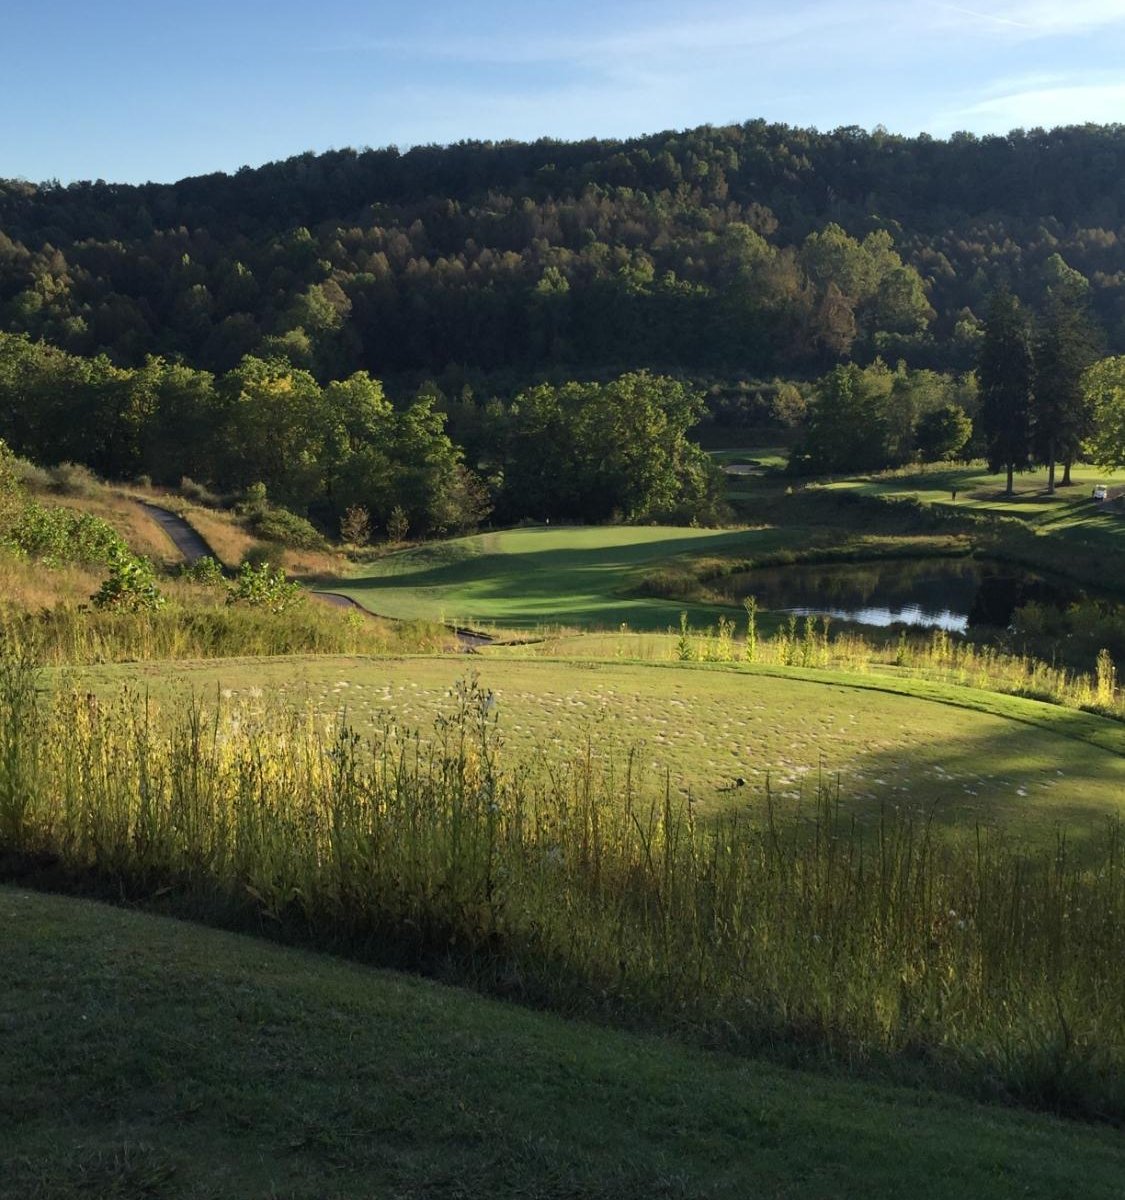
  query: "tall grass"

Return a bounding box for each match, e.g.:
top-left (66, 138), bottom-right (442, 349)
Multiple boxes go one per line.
top-left (2, 656), bottom-right (1121, 1122)
top-left (0, 599), bottom-right (453, 664)
top-left (575, 616), bottom-right (1125, 721)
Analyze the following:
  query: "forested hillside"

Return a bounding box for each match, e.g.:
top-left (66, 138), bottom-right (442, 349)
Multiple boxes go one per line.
top-left (3, 121), bottom-right (1125, 384)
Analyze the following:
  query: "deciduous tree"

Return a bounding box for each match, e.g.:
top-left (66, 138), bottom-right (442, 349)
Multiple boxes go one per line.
top-left (1082, 356), bottom-right (1125, 472)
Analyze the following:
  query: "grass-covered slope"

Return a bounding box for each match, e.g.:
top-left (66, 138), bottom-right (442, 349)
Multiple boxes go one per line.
top-left (3, 887), bottom-right (1123, 1200)
top-left (816, 461), bottom-right (1125, 592)
top-left (820, 462), bottom-right (1125, 520)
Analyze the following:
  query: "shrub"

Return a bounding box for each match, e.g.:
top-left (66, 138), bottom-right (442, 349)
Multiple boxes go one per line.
top-left (226, 561), bottom-right (304, 614)
top-left (91, 548), bottom-right (166, 612)
top-left (179, 476), bottom-right (225, 508)
top-left (4, 503), bottom-right (126, 566)
top-left (9, 456), bottom-right (51, 494)
top-left (241, 543), bottom-right (282, 570)
top-left (244, 505), bottom-right (328, 550)
top-left (181, 555), bottom-right (226, 587)
top-left (48, 461), bottom-right (100, 497)
top-left (0, 440), bottom-right (25, 527)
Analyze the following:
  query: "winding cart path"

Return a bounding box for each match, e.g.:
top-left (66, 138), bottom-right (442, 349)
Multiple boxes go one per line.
top-left (142, 502), bottom-right (490, 650)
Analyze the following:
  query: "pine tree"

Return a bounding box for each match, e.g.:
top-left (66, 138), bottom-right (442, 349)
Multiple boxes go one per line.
top-left (978, 289), bottom-right (1033, 497)
top-left (1032, 286), bottom-right (1101, 491)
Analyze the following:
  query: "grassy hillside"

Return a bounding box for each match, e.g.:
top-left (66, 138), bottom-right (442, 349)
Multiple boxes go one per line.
top-left (4, 887), bottom-right (1123, 1200)
top-left (818, 462), bottom-right (1125, 519)
top-left (815, 462), bottom-right (1125, 591)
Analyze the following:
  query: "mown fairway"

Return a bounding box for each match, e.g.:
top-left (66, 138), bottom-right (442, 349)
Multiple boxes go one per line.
top-left (67, 654), bottom-right (1125, 839)
top-left (319, 525), bottom-right (783, 629)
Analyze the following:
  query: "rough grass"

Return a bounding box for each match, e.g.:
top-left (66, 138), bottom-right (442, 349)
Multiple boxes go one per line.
top-left (5, 887), bottom-right (1124, 1200)
top-left (130, 491), bottom-right (344, 578)
top-left (0, 545), bottom-right (102, 610)
top-left (51, 492), bottom-right (181, 567)
top-left (61, 655), bottom-right (1125, 840)
top-left (1, 599), bottom-right (455, 664)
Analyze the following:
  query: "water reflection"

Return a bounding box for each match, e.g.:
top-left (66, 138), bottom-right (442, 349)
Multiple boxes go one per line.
top-left (717, 558), bottom-right (1086, 634)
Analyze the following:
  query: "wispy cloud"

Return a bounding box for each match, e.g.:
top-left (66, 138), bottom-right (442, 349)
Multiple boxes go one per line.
top-left (933, 78), bottom-right (1125, 132)
top-left (933, 0), bottom-right (1125, 37)
top-left (321, 0), bottom-right (1125, 149)
top-left (326, 2), bottom-right (890, 71)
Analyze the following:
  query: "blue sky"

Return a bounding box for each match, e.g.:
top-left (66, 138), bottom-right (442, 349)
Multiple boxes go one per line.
top-left (3, 0), bottom-right (1125, 184)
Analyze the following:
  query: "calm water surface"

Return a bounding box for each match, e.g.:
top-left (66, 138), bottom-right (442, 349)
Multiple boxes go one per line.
top-left (718, 558), bottom-right (1088, 634)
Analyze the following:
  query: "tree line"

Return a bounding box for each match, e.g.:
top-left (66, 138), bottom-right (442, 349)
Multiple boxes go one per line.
top-left (976, 273), bottom-right (1114, 494)
top-left (792, 268), bottom-right (1125, 483)
top-left (0, 333), bottom-right (722, 533)
top-left (2, 122), bottom-right (1125, 389)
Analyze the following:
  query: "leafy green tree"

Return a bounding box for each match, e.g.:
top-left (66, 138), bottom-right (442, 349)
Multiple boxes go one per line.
top-left (385, 505), bottom-right (409, 543)
top-left (978, 290), bottom-right (1033, 496)
top-left (1082, 356), bottom-right (1125, 472)
top-left (789, 363), bottom-right (894, 474)
top-left (135, 357), bottom-right (219, 485)
top-left (390, 391), bottom-right (473, 534)
top-left (504, 372), bottom-right (718, 523)
top-left (874, 266), bottom-right (935, 335)
top-left (915, 403), bottom-right (972, 463)
top-left (216, 356), bottom-right (336, 508)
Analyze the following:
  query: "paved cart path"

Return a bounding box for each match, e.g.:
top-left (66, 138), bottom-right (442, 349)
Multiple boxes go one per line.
top-left (142, 503), bottom-right (214, 563)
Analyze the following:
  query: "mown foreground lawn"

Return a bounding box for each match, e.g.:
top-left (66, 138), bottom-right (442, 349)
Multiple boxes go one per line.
top-left (3, 887), bottom-right (1123, 1200)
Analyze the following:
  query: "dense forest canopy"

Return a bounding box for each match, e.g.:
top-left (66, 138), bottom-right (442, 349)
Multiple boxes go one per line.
top-left (3, 120), bottom-right (1125, 387)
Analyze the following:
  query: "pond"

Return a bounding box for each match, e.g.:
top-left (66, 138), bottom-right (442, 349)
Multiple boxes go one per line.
top-left (716, 557), bottom-right (1090, 634)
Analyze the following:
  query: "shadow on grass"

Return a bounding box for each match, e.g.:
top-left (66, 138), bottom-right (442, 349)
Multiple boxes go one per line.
top-left (817, 711), bottom-right (1125, 854)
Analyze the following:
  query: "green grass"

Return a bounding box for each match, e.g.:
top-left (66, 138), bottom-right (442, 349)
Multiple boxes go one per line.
top-left (818, 461), bottom-right (1125, 520)
top-left (316, 523), bottom-right (983, 633)
top-left (817, 463), bottom-right (1125, 586)
top-left (9, 658), bottom-right (1124, 1123)
top-left (63, 654), bottom-right (1125, 839)
top-left (318, 525), bottom-right (794, 630)
top-left (6, 887), bottom-right (1123, 1200)
top-left (710, 445), bottom-right (791, 472)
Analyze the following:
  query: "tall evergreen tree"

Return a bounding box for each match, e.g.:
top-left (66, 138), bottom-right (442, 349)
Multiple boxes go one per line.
top-left (978, 289), bottom-right (1033, 497)
top-left (1032, 282), bottom-right (1101, 491)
